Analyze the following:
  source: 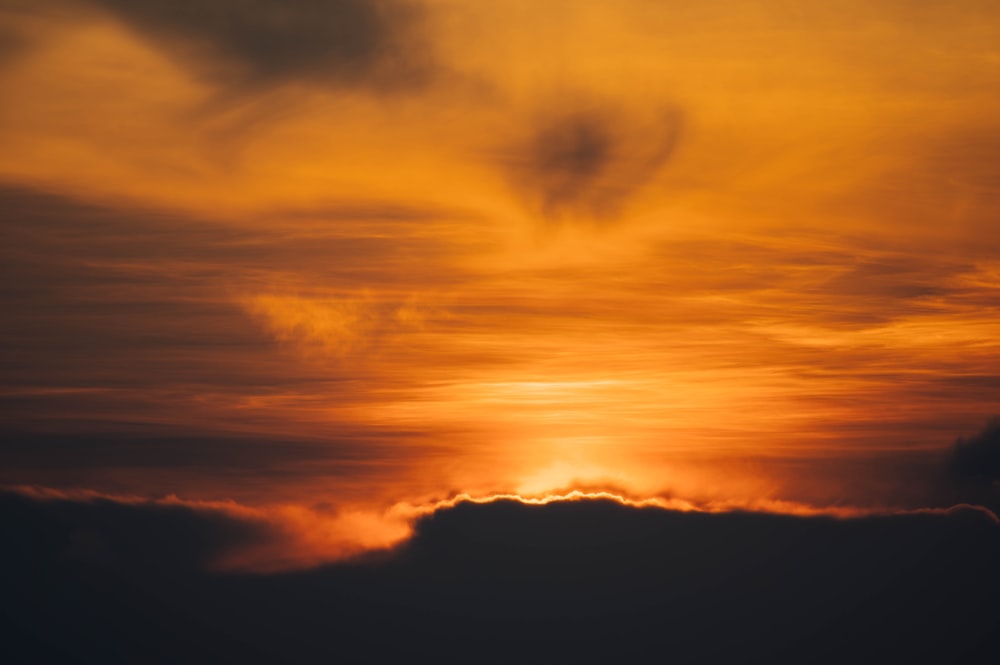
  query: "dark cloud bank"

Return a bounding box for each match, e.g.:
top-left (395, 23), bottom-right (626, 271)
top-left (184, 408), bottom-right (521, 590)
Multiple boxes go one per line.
top-left (3, 490), bottom-right (999, 665)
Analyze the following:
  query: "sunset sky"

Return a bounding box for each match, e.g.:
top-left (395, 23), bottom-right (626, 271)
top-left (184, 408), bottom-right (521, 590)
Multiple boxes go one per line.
top-left (2, 0), bottom-right (1000, 567)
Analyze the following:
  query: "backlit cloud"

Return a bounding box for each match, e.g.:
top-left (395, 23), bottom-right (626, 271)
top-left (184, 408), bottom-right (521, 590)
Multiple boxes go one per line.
top-left (3, 487), bottom-right (998, 664)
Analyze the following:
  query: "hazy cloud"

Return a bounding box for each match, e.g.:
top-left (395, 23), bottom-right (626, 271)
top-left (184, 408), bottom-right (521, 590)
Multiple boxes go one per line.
top-left (0, 25), bottom-right (27, 64)
top-left (504, 100), bottom-right (683, 221)
top-left (88, 0), bottom-right (431, 91)
top-left (246, 292), bottom-right (439, 358)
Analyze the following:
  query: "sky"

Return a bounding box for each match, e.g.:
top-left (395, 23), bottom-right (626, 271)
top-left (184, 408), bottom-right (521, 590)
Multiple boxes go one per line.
top-left (2, 0), bottom-right (1000, 567)
top-left (3, 2), bottom-right (1000, 662)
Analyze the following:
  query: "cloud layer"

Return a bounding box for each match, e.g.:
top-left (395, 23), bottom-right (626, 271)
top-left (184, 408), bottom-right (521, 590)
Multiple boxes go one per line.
top-left (3, 490), bottom-right (998, 664)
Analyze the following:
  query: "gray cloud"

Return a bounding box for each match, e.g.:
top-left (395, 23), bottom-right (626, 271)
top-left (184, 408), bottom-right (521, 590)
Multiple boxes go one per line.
top-left (504, 99), bottom-right (683, 221)
top-left (89, 0), bottom-right (431, 91)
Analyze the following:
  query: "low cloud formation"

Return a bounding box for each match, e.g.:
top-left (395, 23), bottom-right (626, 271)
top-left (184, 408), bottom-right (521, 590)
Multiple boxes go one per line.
top-left (0, 487), bottom-right (410, 573)
top-left (3, 491), bottom-right (998, 664)
top-left (1, 488), bottom-right (276, 573)
top-left (504, 99), bottom-right (683, 221)
top-left (88, 0), bottom-right (431, 91)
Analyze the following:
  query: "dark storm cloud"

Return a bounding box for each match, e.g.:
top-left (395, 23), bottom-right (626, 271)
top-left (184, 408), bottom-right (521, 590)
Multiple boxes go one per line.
top-left (88, 0), bottom-right (430, 90)
top-left (505, 101), bottom-right (683, 221)
top-left (3, 493), bottom-right (999, 664)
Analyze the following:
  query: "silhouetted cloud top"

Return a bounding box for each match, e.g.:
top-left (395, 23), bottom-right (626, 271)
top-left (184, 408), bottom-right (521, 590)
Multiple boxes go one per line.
top-left (3, 490), bottom-right (999, 664)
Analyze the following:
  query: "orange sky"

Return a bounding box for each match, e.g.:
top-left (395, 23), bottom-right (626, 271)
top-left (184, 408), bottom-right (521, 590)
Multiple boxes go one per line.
top-left (2, 0), bottom-right (1000, 548)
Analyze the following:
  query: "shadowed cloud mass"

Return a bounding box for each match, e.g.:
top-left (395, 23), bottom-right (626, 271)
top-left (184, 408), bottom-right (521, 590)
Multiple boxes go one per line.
top-left (2, 490), bottom-right (998, 664)
top-left (88, 0), bottom-right (431, 90)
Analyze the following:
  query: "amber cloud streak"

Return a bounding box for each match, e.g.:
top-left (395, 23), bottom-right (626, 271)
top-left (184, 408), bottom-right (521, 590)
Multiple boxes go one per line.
top-left (3, 0), bottom-right (1000, 546)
